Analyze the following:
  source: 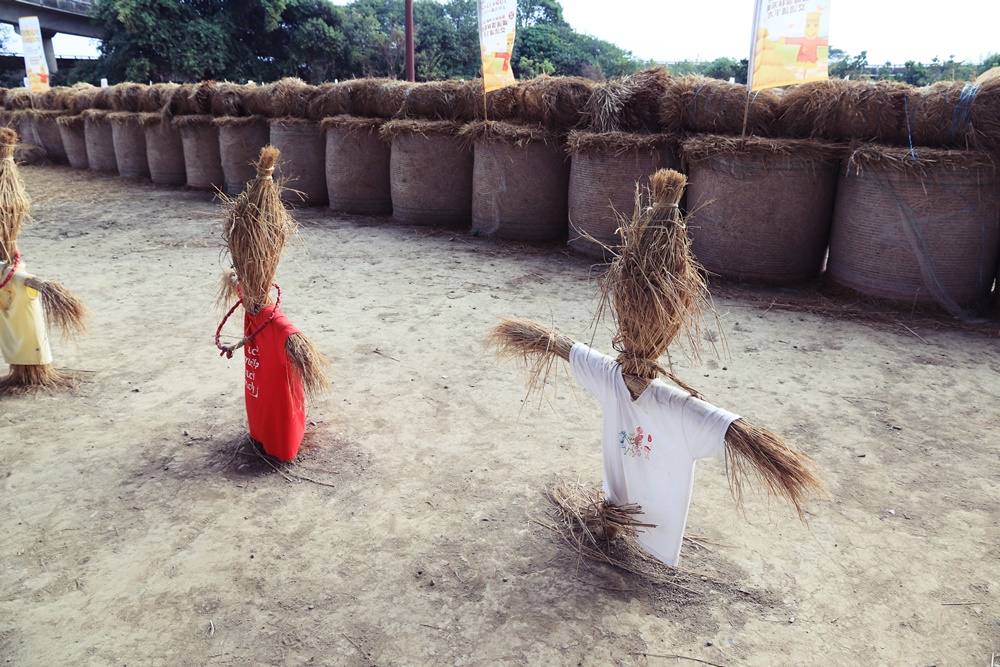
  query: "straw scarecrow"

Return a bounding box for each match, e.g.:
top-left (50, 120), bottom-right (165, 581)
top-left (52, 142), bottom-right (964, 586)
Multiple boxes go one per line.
top-left (489, 168), bottom-right (824, 567)
top-left (0, 128), bottom-right (88, 394)
top-left (216, 145), bottom-right (329, 461)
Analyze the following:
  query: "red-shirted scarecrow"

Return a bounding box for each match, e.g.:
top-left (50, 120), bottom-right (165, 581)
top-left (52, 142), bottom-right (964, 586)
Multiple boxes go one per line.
top-left (215, 145), bottom-right (329, 460)
top-left (0, 128), bottom-right (88, 394)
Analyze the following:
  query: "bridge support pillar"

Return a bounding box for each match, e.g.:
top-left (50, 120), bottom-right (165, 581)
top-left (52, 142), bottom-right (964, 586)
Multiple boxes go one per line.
top-left (42, 29), bottom-right (58, 74)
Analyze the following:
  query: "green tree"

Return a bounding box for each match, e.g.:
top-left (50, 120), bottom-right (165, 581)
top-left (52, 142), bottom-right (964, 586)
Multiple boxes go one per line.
top-left (900, 60), bottom-right (929, 86)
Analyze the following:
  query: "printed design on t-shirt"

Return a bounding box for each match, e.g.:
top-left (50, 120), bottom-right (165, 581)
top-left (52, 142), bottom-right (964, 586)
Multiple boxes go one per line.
top-left (245, 344), bottom-right (260, 399)
top-left (619, 426), bottom-right (652, 459)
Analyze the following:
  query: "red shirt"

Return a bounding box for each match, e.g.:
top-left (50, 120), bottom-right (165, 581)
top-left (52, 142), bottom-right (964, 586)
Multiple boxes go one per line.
top-left (244, 305), bottom-right (305, 461)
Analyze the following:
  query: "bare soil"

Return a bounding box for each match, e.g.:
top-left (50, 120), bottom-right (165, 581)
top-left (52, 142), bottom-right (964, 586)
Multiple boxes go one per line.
top-left (1, 164), bottom-right (998, 666)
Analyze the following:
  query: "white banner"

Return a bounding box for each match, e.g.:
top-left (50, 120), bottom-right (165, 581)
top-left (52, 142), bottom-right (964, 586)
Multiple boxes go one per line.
top-left (18, 16), bottom-right (50, 92)
top-left (478, 0), bottom-right (517, 93)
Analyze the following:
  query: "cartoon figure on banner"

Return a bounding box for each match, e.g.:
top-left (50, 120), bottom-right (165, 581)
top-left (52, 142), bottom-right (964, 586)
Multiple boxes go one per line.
top-left (781, 7), bottom-right (829, 74)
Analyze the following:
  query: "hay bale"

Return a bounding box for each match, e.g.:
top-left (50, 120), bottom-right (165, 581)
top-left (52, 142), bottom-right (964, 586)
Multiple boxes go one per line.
top-left (566, 131), bottom-right (675, 257)
top-left (4, 88), bottom-right (32, 111)
top-left (209, 82), bottom-right (249, 118)
top-left (306, 82), bottom-right (350, 121)
top-left (174, 114), bottom-right (224, 189)
top-left (29, 110), bottom-right (68, 163)
top-left (827, 145), bottom-right (1000, 314)
top-left (399, 80), bottom-right (480, 121)
top-left (661, 75), bottom-right (778, 136)
top-left (55, 114), bottom-right (88, 169)
top-left (108, 112), bottom-right (149, 179)
top-left (265, 78), bottom-right (319, 119)
top-left (141, 113), bottom-right (186, 185)
top-left (321, 116), bottom-right (391, 214)
top-left (138, 83), bottom-right (179, 113)
top-left (380, 119), bottom-right (472, 226)
top-left (518, 76), bottom-right (595, 131)
top-left (108, 83), bottom-right (147, 113)
top-left (346, 78), bottom-right (411, 118)
top-left (269, 118), bottom-right (327, 205)
top-left (481, 80), bottom-right (523, 121)
top-left (81, 109), bottom-right (118, 172)
top-left (32, 86), bottom-right (72, 111)
top-left (584, 67), bottom-right (672, 133)
top-left (777, 79), bottom-right (910, 143)
top-left (969, 77), bottom-right (1000, 154)
top-left (215, 116), bottom-right (270, 196)
top-left (680, 135), bottom-right (844, 284)
top-left (462, 120), bottom-right (569, 242)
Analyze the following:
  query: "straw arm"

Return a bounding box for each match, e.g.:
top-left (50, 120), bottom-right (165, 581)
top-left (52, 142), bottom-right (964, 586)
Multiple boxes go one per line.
top-left (23, 276), bottom-right (89, 336)
top-left (286, 331), bottom-right (331, 400)
top-left (487, 317), bottom-right (575, 363)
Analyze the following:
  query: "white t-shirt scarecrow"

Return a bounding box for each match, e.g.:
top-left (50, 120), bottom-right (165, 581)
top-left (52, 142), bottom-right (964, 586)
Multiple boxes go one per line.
top-left (570, 342), bottom-right (738, 566)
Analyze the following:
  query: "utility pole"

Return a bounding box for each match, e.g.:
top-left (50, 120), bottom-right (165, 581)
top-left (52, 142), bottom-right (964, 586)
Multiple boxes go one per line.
top-left (405, 0), bottom-right (415, 82)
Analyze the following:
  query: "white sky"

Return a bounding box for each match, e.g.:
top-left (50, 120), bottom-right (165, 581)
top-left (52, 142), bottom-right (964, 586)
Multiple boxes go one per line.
top-left (2, 1), bottom-right (996, 65)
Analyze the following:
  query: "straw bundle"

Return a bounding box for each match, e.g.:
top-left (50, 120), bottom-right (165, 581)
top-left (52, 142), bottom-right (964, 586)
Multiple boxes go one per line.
top-left (23, 276), bottom-right (89, 337)
top-left (601, 169), bottom-right (707, 375)
top-left (661, 75), bottom-right (778, 137)
top-left (66, 83), bottom-right (99, 114)
top-left (32, 86), bottom-right (72, 111)
top-left (584, 67), bottom-right (672, 133)
top-left (0, 128), bottom-right (28, 263)
top-left (221, 146), bottom-right (292, 313)
top-left (90, 87), bottom-right (112, 111)
top-left (0, 89), bottom-right (8, 110)
top-left (519, 76), bottom-right (595, 131)
top-left (546, 479), bottom-right (654, 546)
top-left (209, 82), bottom-right (249, 118)
top-left (138, 83), bottom-right (179, 113)
top-left (481, 80), bottom-right (523, 121)
top-left (306, 82), bottom-right (350, 120)
top-left (346, 78), bottom-right (411, 118)
top-left (108, 83), bottom-right (147, 113)
top-left (0, 365), bottom-right (76, 395)
top-left (489, 317), bottom-right (825, 518)
top-left (776, 79), bottom-right (909, 143)
top-left (969, 76), bottom-right (1000, 153)
top-left (285, 329), bottom-right (331, 399)
top-left (400, 80), bottom-right (480, 121)
top-left (265, 78), bottom-right (319, 118)
top-left (4, 88), bottom-right (33, 111)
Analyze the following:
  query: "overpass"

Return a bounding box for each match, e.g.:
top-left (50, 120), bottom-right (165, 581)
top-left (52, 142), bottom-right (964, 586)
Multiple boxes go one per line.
top-left (0, 0), bottom-right (96, 72)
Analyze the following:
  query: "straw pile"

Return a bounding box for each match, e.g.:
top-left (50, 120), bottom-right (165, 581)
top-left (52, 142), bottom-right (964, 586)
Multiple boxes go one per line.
top-left (108, 83), bottom-right (146, 113)
top-left (600, 169), bottom-right (708, 375)
top-left (306, 82), bottom-right (350, 120)
top-left (777, 79), bottom-right (910, 143)
top-left (661, 75), bottom-right (778, 136)
top-left (264, 77), bottom-right (319, 118)
top-left (482, 80), bottom-right (523, 121)
top-left (209, 82), bottom-right (250, 118)
top-left (584, 67), bottom-right (672, 133)
top-left (347, 78), bottom-right (411, 118)
top-left (4, 88), bottom-right (33, 111)
top-left (969, 76), bottom-right (1000, 153)
top-left (519, 76), bottom-right (595, 131)
top-left (138, 83), bottom-right (179, 113)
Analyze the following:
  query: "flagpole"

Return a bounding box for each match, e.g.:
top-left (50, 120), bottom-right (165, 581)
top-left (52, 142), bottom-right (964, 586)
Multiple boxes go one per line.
top-left (405, 0), bottom-right (415, 82)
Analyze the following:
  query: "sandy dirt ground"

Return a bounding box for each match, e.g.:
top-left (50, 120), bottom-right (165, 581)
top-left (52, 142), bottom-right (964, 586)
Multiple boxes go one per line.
top-left (1, 164), bottom-right (998, 667)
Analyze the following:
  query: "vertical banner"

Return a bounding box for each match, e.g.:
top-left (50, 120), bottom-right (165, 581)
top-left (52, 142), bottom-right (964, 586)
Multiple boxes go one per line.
top-left (18, 17), bottom-right (50, 93)
top-left (478, 0), bottom-right (517, 93)
top-left (748, 1), bottom-right (830, 91)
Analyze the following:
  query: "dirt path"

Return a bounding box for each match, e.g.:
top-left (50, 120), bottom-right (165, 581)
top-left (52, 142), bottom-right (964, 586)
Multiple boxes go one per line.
top-left (1, 165), bottom-right (998, 666)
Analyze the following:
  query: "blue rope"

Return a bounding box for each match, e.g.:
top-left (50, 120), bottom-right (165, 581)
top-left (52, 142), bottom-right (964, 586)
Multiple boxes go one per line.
top-left (903, 93), bottom-right (917, 160)
top-left (949, 83), bottom-right (979, 142)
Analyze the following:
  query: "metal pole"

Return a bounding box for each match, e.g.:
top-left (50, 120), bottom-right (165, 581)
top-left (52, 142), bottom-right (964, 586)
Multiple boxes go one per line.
top-left (405, 0), bottom-right (415, 81)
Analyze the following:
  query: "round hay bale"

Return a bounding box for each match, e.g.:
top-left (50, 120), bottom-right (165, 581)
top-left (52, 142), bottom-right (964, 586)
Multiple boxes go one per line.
top-left (108, 82), bottom-right (147, 113)
top-left (265, 78), bottom-right (319, 119)
top-left (322, 116), bottom-right (391, 214)
top-left (138, 83), bottom-right (178, 113)
top-left (777, 79), bottom-right (910, 144)
top-left (969, 77), bottom-right (1000, 154)
top-left (55, 115), bottom-right (88, 169)
top-left (346, 78), bottom-right (411, 118)
top-left (399, 80), bottom-right (479, 121)
top-left (380, 119), bottom-right (472, 226)
top-left (827, 146), bottom-right (1000, 313)
top-left (209, 82), bottom-right (249, 118)
top-left (4, 88), bottom-right (32, 111)
top-left (680, 135), bottom-right (844, 284)
top-left (306, 82), bottom-right (350, 121)
top-left (29, 110), bottom-right (68, 163)
top-left (518, 76), bottom-right (595, 131)
top-left (215, 116), bottom-right (270, 195)
top-left (174, 115), bottom-right (224, 190)
top-left (108, 112), bottom-right (149, 179)
top-left (566, 131), bottom-right (675, 257)
top-left (66, 83), bottom-right (99, 114)
top-left (141, 114), bottom-right (186, 186)
top-left (81, 110), bottom-right (118, 172)
top-left (583, 67), bottom-right (672, 133)
top-left (662, 75), bottom-right (778, 137)
top-left (269, 118), bottom-right (327, 205)
top-left (462, 121), bottom-right (569, 242)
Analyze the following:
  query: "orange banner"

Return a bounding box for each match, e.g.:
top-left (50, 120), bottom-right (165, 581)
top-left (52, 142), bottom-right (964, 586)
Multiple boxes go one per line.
top-left (18, 16), bottom-right (49, 93)
top-left (478, 0), bottom-right (517, 93)
top-left (748, 1), bottom-right (830, 91)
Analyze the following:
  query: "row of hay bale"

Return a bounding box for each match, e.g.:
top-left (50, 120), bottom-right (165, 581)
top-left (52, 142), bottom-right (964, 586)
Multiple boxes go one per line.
top-left (2, 74), bottom-right (999, 314)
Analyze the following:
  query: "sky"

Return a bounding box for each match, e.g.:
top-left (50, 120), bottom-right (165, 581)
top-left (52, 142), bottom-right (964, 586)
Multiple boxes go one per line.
top-left (1, 0), bottom-right (996, 66)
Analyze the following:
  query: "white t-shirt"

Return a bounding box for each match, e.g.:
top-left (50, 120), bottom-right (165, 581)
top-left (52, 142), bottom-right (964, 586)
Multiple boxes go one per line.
top-left (569, 342), bottom-right (738, 566)
top-left (0, 261), bottom-right (52, 366)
